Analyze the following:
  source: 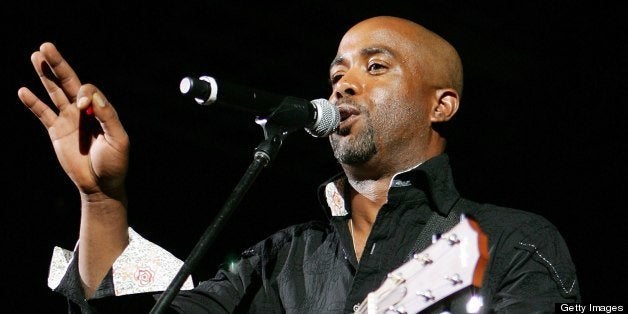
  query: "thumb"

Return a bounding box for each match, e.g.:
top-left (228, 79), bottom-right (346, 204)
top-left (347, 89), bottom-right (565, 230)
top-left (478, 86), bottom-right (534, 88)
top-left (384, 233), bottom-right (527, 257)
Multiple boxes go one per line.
top-left (89, 91), bottom-right (129, 146)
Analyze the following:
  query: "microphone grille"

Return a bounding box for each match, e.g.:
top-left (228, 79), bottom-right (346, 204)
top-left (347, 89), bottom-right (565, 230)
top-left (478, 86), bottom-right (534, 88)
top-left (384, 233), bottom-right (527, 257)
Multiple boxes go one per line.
top-left (306, 98), bottom-right (340, 137)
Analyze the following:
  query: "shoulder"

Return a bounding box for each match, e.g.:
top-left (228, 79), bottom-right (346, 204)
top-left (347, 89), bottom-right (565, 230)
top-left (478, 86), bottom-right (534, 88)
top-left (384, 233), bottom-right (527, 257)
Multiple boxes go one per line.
top-left (467, 202), bottom-right (561, 244)
top-left (463, 201), bottom-right (575, 267)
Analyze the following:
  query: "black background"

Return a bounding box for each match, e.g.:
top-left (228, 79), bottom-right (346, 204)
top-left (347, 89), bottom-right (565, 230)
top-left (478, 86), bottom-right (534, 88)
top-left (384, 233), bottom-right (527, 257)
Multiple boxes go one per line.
top-left (3, 0), bottom-right (626, 311)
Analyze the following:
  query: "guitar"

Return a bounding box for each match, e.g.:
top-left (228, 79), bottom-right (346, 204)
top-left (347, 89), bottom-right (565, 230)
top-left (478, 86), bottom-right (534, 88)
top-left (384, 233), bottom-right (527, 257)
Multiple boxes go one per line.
top-left (353, 215), bottom-right (489, 314)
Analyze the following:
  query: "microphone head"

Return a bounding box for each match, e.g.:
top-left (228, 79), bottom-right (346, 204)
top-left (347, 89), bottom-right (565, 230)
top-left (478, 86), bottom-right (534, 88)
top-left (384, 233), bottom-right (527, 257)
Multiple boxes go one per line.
top-left (306, 98), bottom-right (340, 137)
top-left (179, 76), bottom-right (218, 105)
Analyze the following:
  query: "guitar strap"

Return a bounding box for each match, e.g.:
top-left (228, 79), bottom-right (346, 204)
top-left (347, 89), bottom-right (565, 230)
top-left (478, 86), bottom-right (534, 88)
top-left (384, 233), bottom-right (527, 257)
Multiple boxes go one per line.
top-left (407, 197), bottom-right (480, 260)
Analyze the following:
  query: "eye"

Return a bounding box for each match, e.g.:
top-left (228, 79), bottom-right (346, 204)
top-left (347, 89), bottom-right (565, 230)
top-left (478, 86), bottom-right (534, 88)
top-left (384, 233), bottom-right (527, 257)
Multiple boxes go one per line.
top-left (330, 73), bottom-right (344, 85)
top-left (367, 62), bottom-right (387, 74)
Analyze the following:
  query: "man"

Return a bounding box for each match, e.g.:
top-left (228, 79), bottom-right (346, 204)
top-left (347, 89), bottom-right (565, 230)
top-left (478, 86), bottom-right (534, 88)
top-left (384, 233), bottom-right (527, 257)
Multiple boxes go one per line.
top-left (18, 16), bottom-right (580, 313)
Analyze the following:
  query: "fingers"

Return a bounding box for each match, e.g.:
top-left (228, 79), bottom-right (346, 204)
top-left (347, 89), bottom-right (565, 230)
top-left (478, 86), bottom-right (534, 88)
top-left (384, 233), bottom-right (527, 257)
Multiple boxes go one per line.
top-left (17, 87), bottom-right (59, 129)
top-left (77, 85), bottom-right (128, 142)
top-left (30, 42), bottom-right (81, 111)
top-left (21, 42), bottom-right (128, 146)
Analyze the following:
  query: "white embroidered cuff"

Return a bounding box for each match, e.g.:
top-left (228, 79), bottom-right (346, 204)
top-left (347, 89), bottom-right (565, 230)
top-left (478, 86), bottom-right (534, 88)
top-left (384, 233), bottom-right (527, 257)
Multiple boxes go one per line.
top-left (48, 227), bottom-right (194, 296)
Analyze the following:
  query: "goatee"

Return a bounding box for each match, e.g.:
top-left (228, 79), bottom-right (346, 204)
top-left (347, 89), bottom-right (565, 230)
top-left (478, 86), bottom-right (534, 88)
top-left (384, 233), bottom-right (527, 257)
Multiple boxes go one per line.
top-left (330, 114), bottom-right (377, 165)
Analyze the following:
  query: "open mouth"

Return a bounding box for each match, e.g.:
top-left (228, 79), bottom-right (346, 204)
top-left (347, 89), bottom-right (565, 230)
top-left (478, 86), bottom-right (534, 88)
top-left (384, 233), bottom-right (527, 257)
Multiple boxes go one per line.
top-left (338, 105), bottom-right (360, 122)
top-left (335, 104), bottom-right (361, 135)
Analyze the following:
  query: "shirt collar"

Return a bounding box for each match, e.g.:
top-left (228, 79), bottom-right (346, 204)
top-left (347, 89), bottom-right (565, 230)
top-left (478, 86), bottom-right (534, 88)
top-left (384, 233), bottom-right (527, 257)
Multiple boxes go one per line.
top-left (317, 153), bottom-right (460, 218)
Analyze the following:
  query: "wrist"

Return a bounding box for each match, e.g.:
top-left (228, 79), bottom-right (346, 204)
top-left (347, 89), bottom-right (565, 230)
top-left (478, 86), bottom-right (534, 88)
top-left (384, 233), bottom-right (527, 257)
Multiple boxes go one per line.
top-left (80, 189), bottom-right (128, 222)
top-left (80, 186), bottom-right (128, 207)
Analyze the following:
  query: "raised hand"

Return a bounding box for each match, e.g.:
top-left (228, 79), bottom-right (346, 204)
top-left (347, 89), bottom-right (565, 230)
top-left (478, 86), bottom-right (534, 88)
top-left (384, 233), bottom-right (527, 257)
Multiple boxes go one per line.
top-left (17, 42), bottom-right (129, 199)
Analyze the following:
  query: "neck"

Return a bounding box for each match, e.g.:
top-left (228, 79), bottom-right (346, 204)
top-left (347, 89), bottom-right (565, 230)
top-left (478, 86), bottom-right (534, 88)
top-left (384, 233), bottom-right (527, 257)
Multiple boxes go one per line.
top-left (348, 178), bottom-right (389, 222)
top-left (340, 138), bottom-right (446, 261)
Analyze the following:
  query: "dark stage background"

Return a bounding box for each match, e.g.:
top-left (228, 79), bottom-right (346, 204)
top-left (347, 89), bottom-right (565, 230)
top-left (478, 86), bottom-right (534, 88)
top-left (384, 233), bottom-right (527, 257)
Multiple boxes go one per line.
top-left (3, 1), bottom-right (626, 311)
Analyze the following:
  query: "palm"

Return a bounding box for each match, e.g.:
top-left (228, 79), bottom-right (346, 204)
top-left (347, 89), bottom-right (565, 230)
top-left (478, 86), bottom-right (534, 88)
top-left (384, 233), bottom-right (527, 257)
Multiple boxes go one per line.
top-left (49, 106), bottom-right (105, 192)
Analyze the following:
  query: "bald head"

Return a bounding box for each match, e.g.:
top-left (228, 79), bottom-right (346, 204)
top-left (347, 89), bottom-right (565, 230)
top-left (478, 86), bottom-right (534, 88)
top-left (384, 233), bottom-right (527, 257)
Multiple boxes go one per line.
top-left (329, 16), bottom-right (463, 172)
top-left (342, 16), bottom-right (463, 97)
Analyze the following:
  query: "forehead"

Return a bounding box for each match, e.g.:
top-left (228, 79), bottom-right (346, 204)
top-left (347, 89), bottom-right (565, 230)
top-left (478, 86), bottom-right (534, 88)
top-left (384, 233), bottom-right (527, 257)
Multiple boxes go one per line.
top-left (334, 23), bottom-right (419, 64)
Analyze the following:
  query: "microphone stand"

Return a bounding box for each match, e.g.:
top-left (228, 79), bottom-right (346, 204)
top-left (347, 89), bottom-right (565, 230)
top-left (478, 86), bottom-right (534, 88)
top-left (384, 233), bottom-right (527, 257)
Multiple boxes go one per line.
top-left (150, 116), bottom-right (293, 313)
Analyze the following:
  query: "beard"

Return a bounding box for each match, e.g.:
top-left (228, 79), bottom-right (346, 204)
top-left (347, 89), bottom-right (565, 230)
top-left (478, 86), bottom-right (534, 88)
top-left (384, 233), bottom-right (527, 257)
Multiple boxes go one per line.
top-left (330, 111), bottom-right (378, 165)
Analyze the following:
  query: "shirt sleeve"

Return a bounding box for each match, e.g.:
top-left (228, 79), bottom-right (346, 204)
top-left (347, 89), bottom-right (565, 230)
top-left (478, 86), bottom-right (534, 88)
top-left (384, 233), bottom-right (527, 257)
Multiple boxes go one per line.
top-left (48, 227), bottom-right (194, 297)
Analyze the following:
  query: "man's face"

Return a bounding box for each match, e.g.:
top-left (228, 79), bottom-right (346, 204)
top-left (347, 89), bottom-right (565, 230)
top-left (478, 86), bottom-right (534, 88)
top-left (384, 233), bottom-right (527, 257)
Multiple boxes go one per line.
top-left (328, 19), bottom-right (433, 166)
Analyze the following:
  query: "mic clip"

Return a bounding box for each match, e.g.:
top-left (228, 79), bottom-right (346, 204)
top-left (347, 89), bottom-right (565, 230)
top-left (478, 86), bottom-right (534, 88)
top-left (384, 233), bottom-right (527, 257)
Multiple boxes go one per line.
top-left (253, 116), bottom-right (291, 165)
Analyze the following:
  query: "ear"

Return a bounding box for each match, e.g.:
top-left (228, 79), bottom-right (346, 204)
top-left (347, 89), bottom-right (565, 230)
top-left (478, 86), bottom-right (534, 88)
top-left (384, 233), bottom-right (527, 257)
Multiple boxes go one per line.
top-left (430, 88), bottom-right (459, 122)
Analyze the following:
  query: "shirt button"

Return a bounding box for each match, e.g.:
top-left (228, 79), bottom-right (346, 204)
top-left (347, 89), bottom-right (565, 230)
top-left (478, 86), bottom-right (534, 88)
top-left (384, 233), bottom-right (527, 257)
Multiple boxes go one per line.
top-left (352, 304), bottom-right (360, 311)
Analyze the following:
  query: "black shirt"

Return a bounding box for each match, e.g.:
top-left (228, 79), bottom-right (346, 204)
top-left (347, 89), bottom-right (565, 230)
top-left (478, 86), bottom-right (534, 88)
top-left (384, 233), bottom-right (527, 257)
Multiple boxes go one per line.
top-left (56, 153), bottom-right (580, 313)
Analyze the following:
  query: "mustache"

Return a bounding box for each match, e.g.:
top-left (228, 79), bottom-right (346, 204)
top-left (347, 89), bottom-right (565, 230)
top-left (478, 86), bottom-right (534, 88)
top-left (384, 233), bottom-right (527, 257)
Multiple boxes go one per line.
top-left (335, 99), bottom-right (368, 116)
top-left (334, 99), bottom-right (362, 109)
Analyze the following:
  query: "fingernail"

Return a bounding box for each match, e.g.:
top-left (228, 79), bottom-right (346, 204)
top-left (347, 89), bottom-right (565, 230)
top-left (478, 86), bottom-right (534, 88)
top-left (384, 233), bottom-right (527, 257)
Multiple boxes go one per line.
top-left (77, 96), bottom-right (90, 109)
top-left (93, 93), bottom-right (106, 108)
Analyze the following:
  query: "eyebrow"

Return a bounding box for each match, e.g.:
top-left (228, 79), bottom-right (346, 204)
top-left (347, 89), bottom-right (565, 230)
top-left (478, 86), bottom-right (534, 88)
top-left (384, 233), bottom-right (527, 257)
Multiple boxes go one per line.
top-left (329, 46), bottom-right (396, 70)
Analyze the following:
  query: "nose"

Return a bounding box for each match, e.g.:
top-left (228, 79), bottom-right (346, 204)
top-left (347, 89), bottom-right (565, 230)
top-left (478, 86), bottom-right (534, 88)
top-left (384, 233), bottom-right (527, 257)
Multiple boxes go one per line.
top-left (331, 70), bottom-right (362, 101)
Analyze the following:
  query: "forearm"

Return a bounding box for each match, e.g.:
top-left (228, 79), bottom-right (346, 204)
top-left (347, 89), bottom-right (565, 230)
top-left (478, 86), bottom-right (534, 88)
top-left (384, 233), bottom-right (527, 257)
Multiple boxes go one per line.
top-left (78, 190), bottom-right (129, 298)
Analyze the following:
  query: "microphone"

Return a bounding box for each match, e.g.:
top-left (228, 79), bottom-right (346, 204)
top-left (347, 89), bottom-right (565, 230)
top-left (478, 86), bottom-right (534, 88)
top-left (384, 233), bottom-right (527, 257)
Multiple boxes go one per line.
top-left (179, 75), bottom-right (339, 137)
